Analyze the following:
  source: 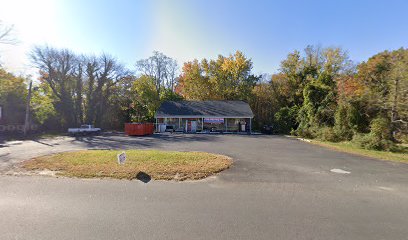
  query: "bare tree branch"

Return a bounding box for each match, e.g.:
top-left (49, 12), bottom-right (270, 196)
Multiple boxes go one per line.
top-left (136, 51), bottom-right (179, 95)
top-left (0, 21), bottom-right (17, 45)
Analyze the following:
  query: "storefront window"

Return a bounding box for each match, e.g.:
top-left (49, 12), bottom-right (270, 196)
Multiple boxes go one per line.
top-left (226, 118), bottom-right (239, 131)
top-left (165, 118), bottom-right (179, 129)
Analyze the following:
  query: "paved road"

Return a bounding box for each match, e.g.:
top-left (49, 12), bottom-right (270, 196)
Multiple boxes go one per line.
top-left (1, 134), bottom-right (408, 240)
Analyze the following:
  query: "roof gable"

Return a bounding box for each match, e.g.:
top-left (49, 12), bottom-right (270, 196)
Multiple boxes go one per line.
top-left (155, 101), bottom-right (254, 118)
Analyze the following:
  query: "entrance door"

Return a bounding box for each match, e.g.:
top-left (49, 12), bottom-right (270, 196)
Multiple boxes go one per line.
top-left (185, 120), bottom-right (197, 133)
top-left (190, 121), bottom-right (197, 133)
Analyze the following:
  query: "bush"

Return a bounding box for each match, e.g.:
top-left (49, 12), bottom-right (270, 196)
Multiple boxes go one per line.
top-left (352, 116), bottom-right (396, 151)
top-left (294, 126), bottom-right (341, 142)
top-left (333, 103), bottom-right (354, 141)
top-left (352, 133), bottom-right (396, 151)
top-left (293, 127), bottom-right (315, 139)
top-left (395, 131), bottom-right (408, 143)
top-left (274, 106), bottom-right (299, 134)
top-left (317, 127), bottom-right (340, 142)
top-left (370, 117), bottom-right (392, 140)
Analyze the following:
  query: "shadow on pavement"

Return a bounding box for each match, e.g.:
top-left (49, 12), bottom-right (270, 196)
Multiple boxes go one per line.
top-left (32, 139), bottom-right (56, 147)
top-left (71, 133), bottom-right (225, 149)
top-left (136, 171), bottom-right (151, 183)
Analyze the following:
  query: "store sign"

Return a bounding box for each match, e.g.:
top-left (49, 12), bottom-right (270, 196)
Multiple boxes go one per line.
top-left (204, 118), bottom-right (224, 124)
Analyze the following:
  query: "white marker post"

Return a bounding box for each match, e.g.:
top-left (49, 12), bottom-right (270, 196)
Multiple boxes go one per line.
top-left (117, 152), bottom-right (126, 165)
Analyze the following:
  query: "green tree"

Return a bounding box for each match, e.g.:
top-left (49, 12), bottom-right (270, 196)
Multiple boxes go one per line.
top-left (0, 68), bottom-right (27, 124)
top-left (131, 75), bottom-right (160, 121)
top-left (274, 106), bottom-right (299, 134)
top-left (293, 46), bottom-right (353, 137)
top-left (30, 82), bottom-right (57, 125)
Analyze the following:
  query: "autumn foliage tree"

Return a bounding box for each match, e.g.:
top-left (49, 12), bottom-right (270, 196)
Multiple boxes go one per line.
top-left (177, 51), bottom-right (259, 101)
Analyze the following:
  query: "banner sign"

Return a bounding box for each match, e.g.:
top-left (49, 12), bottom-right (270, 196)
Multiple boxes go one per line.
top-left (204, 118), bottom-right (224, 124)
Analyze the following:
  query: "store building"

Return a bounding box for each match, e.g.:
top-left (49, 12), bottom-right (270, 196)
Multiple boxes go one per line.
top-left (155, 100), bottom-right (254, 133)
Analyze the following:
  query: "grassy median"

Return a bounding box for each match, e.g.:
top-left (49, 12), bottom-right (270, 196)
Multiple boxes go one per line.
top-left (22, 150), bottom-right (232, 180)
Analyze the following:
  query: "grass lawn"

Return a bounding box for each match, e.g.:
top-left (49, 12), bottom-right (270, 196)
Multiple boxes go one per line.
top-left (22, 150), bottom-right (232, 180)
top-left (309, 140), bottom-right (408, 164)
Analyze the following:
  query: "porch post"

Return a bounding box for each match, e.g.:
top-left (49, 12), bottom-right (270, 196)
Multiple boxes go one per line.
top-left (249, 118), bottom-right (252, 134)
top-left (225, 118), bottom-right (228, 132)
top-left (179, 118), bottom-right (181, 130)
top-left (202, 118), bottom-right (204, 132)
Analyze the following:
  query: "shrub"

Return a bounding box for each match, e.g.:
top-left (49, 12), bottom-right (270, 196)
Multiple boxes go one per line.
top-left (352, 116), bottom-right (396, 151)
top-left (395, 131), bottom-right (408, 143)
top-left (352, 133), bottom-right (396, 151)
top-left (333, 103), bottom-right (354, 141)
top-left (317, 127), bottom-right (340, 142)
top-left (370, 117), bottom-right (392, 140)
top-left (293, 127), bottom-right (315, 139)
top-left (274, 106), bottom-right (299, 134)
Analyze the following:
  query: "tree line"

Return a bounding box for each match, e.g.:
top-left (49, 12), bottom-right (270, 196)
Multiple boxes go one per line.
top-left (0, 44), bottom-right (407, 150)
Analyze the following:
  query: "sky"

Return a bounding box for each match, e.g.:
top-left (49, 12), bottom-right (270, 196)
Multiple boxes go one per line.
top-left (0, 0), bottom-right (408, 76)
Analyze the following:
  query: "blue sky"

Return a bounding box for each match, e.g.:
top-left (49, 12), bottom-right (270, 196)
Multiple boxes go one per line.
top-left (0, 0), bottom-right (407, 75)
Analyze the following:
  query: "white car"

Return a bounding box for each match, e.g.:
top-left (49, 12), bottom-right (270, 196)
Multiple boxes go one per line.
top-left (68, 124), bottom-right (101, 135)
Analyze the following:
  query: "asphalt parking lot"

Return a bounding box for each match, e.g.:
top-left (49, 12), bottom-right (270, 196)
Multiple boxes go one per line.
top-left (1, 133), bottom-right (408, 239)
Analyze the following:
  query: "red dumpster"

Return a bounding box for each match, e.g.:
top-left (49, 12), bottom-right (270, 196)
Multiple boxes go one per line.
top-left (125, 123), bottom-right (154, 136)
top-left (144, 123), bottom-right (154, 135)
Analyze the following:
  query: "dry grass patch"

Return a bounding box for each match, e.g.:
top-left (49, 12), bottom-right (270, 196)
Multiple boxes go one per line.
top-left (22, 150), bottom-right (232, 180)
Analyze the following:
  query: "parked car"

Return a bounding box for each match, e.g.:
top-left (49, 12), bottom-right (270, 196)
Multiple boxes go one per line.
top-left (68, 124), bottom-right (101, 136)
top-left (261, 125), bottom-right (273, 134)
top-left (165, 125), bottom-right (175, 133)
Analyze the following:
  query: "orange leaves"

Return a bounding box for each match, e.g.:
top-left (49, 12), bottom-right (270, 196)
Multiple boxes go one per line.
top-left (337, 75), bottom-right (366, 99)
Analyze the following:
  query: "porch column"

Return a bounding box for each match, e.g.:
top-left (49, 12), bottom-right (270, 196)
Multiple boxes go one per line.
top-left (249, 118), bottom-right (252, 134)
top-left (225, 118), bottom-right (228, 132)
top-left (202, 118), bottom-right (204, 131)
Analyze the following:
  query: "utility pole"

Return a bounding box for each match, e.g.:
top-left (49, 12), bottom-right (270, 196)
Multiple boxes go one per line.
top-left (23, 80), bottom-right (32, 136)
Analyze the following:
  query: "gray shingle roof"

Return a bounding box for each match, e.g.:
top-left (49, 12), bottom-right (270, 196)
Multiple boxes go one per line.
top-left (155, 100), bottom-right (254, 118)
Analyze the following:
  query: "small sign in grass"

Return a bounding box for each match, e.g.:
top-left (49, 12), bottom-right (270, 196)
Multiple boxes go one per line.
top-left (22, 150), bottom-right (232, 181)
